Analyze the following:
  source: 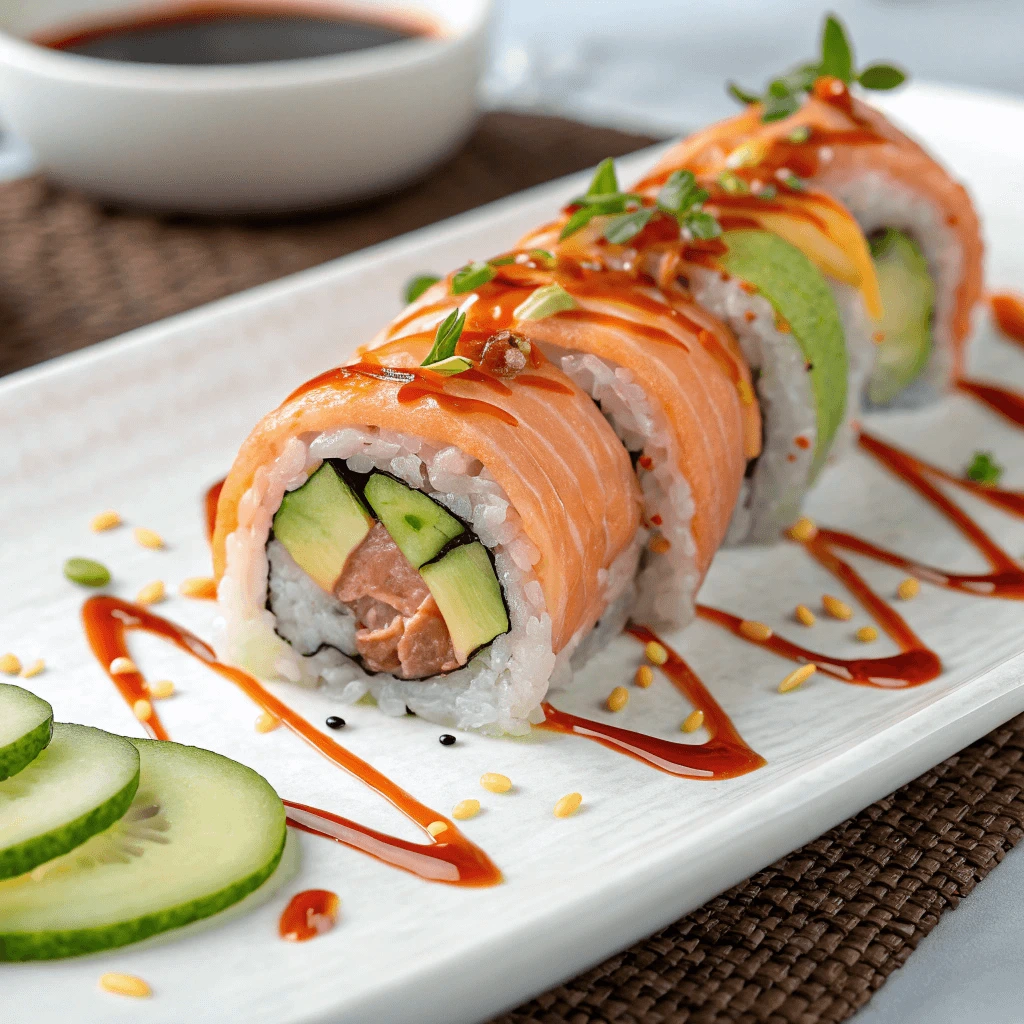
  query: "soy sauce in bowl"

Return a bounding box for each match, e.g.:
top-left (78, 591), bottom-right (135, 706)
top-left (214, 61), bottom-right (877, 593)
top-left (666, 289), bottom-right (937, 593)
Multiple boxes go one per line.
top-left (35, 3), bottom-right (436, 66)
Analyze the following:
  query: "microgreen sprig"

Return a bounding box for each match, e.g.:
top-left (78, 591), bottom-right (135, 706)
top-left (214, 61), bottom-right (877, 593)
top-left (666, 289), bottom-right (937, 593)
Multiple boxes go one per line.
top-left (727, 13), bottom-right (907, 123)
top-left (404, 274), bottom-right (441, 304)
top-left (559, 158), bottom-right (646, 241)
top-left (421, 308), bottom-right (467, 369)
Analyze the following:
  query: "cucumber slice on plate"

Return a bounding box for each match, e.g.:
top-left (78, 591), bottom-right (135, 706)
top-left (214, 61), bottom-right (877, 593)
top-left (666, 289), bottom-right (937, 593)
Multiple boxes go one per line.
top-left (0, 683), bottom-right (53, 781)
top-left (0, 723), bottom-right (139, 881)
top-left (0, 738), bottom-right (287, 960)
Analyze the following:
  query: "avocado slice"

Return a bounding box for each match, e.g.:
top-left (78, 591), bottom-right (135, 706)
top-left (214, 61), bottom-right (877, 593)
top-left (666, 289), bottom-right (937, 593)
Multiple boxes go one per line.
top-left (271, 462), bottom-right (373, 593)
top-left (364, 472), bottom-right (465, 569)
top-left (866, 229), bottom-right (935, 406)
top-left (718, 229), bottom-right (848, 478)
top-left (420, 542), bottom-right (509, 662)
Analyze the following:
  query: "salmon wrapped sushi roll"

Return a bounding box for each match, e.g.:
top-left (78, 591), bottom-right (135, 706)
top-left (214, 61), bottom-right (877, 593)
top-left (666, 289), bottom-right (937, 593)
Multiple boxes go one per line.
top-left (368, 244), bottom-right (759, 631)
top-left (676, 23), bottom-right (983, 408)
top-left (212, 325), bottom-right (643, 736)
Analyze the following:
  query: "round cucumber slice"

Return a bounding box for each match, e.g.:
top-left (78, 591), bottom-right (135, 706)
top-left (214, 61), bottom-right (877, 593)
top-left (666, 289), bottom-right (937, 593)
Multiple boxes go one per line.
top-left (0, 683), bottom-right (53, 781)
top-left (0, 738), bottom-right (287, 960)
top-left (0, 724), bottom-right (139, 881)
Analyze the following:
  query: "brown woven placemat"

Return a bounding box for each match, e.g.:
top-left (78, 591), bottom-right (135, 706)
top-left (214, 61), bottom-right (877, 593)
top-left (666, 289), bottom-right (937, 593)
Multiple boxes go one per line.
top-left (2, 111), bottom-right (1023, 1024)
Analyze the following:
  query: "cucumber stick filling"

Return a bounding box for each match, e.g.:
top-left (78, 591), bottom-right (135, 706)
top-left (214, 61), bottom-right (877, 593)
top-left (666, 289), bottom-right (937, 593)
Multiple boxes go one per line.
top-left (271, 460), bottom-right (510, 676)
top-left (718, 229), bottom-right (848, 478)
top-left (0, 683), bottom-right (53, 782)
top-left (0, 738), bottom-right (286, 961)
top-left (0, 724), bottom-right (140, 882)
top-left (866, 229), bottom-right (935, 406)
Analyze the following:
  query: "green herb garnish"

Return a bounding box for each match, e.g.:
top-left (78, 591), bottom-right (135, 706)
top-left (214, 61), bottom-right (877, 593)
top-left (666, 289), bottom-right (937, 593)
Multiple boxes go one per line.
top-left (451, 261), bottom-right (496, 294)
top-left (424, 355), bottom-right (474, 376)
top-left (421, 308), bottom-right (467, 368)
top-left (559, 158), bottom-right (646, 241)
top-left (514, 283), bottom-right (578, 320)
top-left (404, 274), bottom-right (441, 304)
top-left (727, 14), bottom-right (907, 123)
top-left (965, 451), bottom-right (1004, 486)
top-left (655, 169), bottom-right (721, 240)
top-left (64, 557), bottom-right (111, 588)
top-left (529, 248), bottom-right (555, 262)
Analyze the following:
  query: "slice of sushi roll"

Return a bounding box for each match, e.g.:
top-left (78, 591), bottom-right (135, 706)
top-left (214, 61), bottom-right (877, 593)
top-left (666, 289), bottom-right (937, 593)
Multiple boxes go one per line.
top-left (671, 14), bottom-right (984, 408)
top-left (213, 325), bottom-right (643, 737)
top-left (372, 214), bottom-right (759, 632)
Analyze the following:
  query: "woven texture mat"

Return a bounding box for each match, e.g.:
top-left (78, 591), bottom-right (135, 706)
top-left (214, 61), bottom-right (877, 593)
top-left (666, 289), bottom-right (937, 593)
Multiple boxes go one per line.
top-left (3, 111), bottom-right (1024, 1024)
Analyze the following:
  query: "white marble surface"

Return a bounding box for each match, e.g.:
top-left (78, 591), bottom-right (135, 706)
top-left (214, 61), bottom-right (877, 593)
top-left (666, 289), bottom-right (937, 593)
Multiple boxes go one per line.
top-left (3, 4), bottom-right (1024, 1021)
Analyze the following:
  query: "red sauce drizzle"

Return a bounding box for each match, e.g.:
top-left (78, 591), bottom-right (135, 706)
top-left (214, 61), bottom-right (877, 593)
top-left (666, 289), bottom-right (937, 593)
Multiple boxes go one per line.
top-left (537, 625), bottom-right (765, 780)
top-left (279, 889), bottom-right (340, 942)
top-left (80, 596), bottom-right (502, 888)
top-left (956, 377), bottom-right (1024, 428)
top-left (991, 292), bottom-right (1024, 346)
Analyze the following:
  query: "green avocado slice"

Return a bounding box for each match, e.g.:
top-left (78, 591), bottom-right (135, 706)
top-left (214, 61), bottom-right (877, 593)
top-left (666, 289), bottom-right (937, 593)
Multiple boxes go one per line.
top-left (272, 462), bottom-right (373, 593)
top-left (420, 542), bottom-right (509, 663)
top-left (718, 229), bottom-right (848, 477)
top-left (364, 473), bottom-right (465, 569)
top-left (866, 229), bottom-right (935, 406)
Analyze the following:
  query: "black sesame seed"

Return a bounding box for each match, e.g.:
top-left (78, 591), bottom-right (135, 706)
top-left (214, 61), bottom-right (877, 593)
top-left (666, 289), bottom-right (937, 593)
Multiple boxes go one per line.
top-left (439, 733), bottom-right (457, 746)
top-left (325, 716), bottom-right (346, 730)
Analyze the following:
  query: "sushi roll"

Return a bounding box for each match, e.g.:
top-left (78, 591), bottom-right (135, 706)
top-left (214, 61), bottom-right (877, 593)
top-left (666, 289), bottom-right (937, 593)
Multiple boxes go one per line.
top-left (377, 226), bottom-right (760, 630)
top-left (674, 14), bottom-right (984, 408)
top-left (212, 322), bottom-right (646, 736)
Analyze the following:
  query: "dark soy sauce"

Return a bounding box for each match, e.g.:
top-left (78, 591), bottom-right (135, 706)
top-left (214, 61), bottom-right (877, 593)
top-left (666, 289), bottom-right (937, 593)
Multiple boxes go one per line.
top-left (36, 4), bottom-right (433, 66)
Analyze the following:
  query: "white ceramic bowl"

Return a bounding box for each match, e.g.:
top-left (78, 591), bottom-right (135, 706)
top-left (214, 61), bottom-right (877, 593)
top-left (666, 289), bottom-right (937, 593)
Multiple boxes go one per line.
top-left (0, 0), bottom-right (492, 213)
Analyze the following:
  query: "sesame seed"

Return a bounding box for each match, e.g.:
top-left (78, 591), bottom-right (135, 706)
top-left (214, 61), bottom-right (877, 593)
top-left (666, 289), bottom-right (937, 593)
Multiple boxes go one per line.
top-left (794, 604), bottom-right (816, 627)
top-left (480, 772), bottom-right (512, 794)
top-left (681, 709), bottom-right (705, 733)
top-left (427, 821), bottom-right (448, 837)
top-left (606, 685), bottom-right (629, 712)
top-left (739, 620), bottom-right (773, 642)
top-left (179, 576), bottom-right (217, 599)
top-left (778, 664), bottom-right (817, 693)
top-left (822, 594), bottom-right (853, 620)
top-left (255, 712), bottom-right (280, 734)
top-left (736, 379), bottom-right (755, 406)
top-left (99, 973), bottom-right (151, 999)
top-left (133, 527), bottom-right (165, 550)
top-left (133, 699), bottom-right (153, 723)
top-left (645, 641), bottom-right (668, 666)
top-left (897, 577), bottom-right (920, 600)
top-left (634, 665), bottom-right (654, 688)
top-left (135, 580), bottom-right (165, 606)
top-left (856, 626), bottom-right (878, 643)
top-left (788, 517), bottom-right (818, 542)
top-left (325, 716), bottom-right (345, 730)
top-left (439, 733), bottom-right (457, 746)
top-left (148, 680), bottom-right (175, 699)
top-left (90, 510), bottom-right (122, 532)
top-left (0, 653), bottom-right (21, 675)
top-left (649, 535), bottom-right (671, 554)
top-left (21, 659), bottom-right (45, 679)
top-left (452, 799), bottom-right (480, 820)
top-left (553, 793), bottom-right (583, 818)
top-left (109, 657), bottom-right (138, 675)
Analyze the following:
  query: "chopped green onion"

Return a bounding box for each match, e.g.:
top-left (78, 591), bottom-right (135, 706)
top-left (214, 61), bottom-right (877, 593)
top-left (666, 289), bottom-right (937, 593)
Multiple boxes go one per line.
top-left (421, 308), bottom-right (467, 366)
top-left (64, 557), bottom-right (111, 588)
top-left (787, 125), bottom-right (811, 144)
top-left (965, 451), bottom-right (1003, 486)
top-left (529, 248), bottom-right (555, 262)
top-left (603, 208), bottom-right (656, 245)
top-left (755, 183), bottom-right (778, 200)
top-left (727, 81), bottom-right (760, 105)
top-left (559, 205), bottom-right (599, 241)
top-left (423, 355), bottom-right (474, 377)
top-left (513, 283), bottom-right (578, 321)
top-left (779, 171), bottom-right (807, 192)
top-left (656, 169), bottom-right (703, 214)
top-left (451, 261), bottom-right (495, 294)
top-left (684, 212), bottom-right (722, 240)
top-left (404, 274), bottom-right (440, 304)
top-left (488, 254), bottom-right (517, 267)
top-left (587, 158), bottom-right (619, 197)
top-left (717, 171), bottom-right (749, 195)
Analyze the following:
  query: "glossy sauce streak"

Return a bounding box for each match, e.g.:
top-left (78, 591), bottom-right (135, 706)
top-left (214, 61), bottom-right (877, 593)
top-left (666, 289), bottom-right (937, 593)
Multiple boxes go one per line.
top-left (538, 625), bottom-right (765, 779)
top-left (80, 596), bottom-right (502, 887)
top-left (279, 889), bottom-right (340, 942)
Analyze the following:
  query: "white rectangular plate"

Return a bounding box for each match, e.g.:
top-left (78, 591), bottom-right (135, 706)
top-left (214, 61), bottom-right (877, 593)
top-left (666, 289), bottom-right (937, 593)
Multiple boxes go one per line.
top-left (4, 82), bottom-right (1024, 1024)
